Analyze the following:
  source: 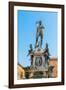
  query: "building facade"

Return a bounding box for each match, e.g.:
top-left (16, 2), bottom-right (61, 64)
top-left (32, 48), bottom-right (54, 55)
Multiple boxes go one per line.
top-left (17, 63), bottom-right (25, 79)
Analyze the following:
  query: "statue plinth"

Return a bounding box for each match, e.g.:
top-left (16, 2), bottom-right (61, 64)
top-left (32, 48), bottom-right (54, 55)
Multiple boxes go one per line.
top-left (29, 48), bottom-right (50, 78)
top-left (30, 49), bottom-right (45, 69)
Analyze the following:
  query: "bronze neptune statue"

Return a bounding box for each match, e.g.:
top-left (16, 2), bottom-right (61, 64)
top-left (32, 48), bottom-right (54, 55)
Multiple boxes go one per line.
top-left (35, 21), bottom-right (45, 49)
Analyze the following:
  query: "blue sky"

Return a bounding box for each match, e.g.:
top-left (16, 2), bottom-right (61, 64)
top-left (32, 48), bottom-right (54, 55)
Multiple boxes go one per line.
top-left (17, 10), bottom-right (58, 67)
